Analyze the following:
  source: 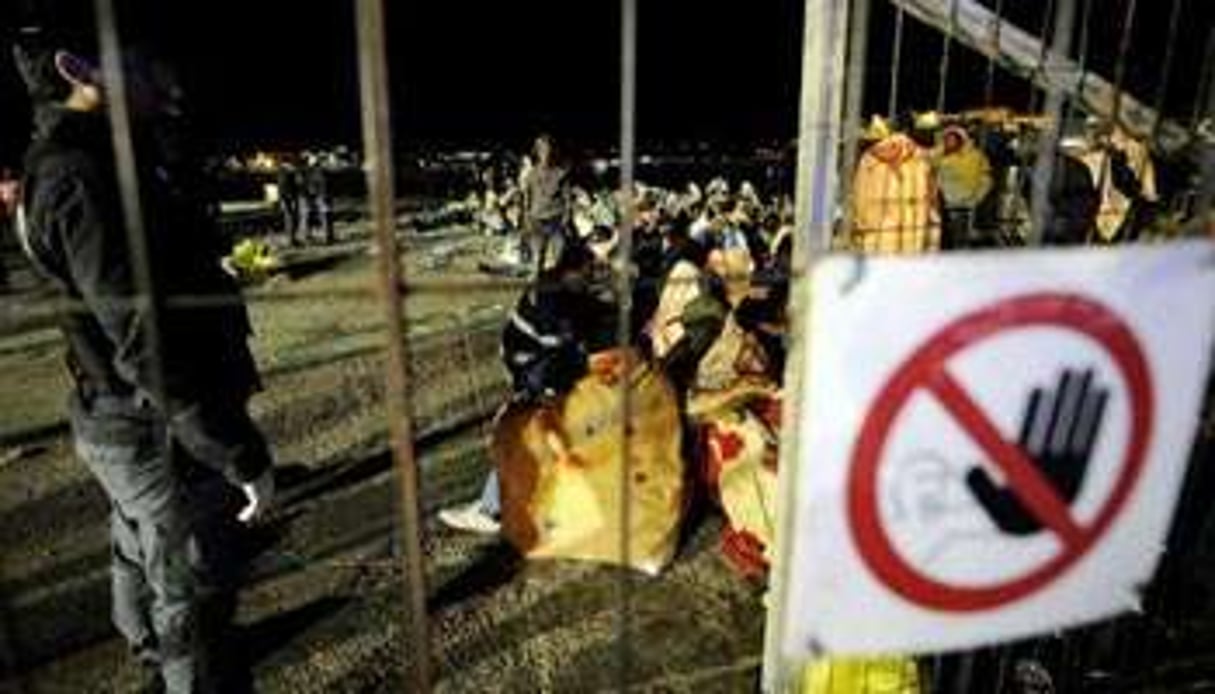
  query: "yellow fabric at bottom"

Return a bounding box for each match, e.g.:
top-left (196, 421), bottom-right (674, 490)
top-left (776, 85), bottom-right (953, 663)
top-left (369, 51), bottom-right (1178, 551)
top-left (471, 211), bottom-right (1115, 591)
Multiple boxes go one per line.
top-left (800, 657), bottom-right (921, 694)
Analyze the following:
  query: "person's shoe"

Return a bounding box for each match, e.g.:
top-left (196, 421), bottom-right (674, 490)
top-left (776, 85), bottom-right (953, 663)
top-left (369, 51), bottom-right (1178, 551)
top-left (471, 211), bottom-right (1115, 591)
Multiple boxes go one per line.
top-left (438, 501), bottom-right (500, 535)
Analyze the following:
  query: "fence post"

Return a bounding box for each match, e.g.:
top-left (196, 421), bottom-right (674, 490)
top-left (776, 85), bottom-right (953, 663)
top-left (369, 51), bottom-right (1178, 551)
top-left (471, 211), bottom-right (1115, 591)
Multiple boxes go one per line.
top-left (1026, 0), bottom-right (1078, 247)
top-left (355, 0), bottom-right (432, 690)
top-left (614, 0), bottom-right (639, 689)
top-left (762, 0), bottom-right (851, 691)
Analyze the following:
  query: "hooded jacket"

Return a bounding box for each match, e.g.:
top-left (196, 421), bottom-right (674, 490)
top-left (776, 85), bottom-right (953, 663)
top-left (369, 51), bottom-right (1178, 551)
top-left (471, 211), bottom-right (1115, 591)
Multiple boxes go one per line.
top-left (935, 126), bottom-right (994, 209)
top-left (850, 133), bottom-right (941, 254)
top-left (20, 108), bottom-right (269, 483)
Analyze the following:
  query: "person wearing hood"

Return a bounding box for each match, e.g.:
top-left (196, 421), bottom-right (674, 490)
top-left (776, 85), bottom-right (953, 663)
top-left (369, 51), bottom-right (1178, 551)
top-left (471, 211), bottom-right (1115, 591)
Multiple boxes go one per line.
top-left (440, 238), bottom-right (618, 534)
top-left (12, 18), bottom-right (273, 692)
top-left (1030, 136), bottom-right (1101, 246)
top-left (850, 119), bottom-right (941, 254)
top-left (934, 124), bottom-right (994, 249)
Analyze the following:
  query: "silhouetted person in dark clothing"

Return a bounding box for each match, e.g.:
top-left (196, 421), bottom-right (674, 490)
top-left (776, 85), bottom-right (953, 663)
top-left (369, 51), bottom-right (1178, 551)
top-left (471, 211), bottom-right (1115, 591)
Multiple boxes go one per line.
top-left (276, 163), bottom-right (302, 244)
top-left (13, 18), bottom-right (273, 692)
top-left (302, 158), bottom-right (333, 244)
top-left (1026, 151), bottom-right (1100, 246)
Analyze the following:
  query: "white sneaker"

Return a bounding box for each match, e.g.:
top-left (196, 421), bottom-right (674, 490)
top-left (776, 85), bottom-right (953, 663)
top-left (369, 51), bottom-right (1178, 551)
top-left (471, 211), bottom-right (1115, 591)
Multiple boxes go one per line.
top-left (438, 501), bottom-right (501, 535)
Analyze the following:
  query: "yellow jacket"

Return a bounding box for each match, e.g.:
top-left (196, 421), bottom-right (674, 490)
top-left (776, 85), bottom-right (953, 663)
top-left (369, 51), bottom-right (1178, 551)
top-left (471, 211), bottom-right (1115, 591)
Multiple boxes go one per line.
top-left (850, 134), bottom-right (940, 254)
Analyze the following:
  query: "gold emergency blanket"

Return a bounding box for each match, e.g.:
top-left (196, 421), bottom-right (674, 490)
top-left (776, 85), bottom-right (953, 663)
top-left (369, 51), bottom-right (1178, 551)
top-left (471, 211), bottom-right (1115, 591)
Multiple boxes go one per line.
top-left (492, 349), bottom-right (686, 575)
top-left (690, 379), bottom-right (781, 577)
top-left (688, 315), bottom-right (781, 577)
top-left (850, 133), bottom-right (941, 254)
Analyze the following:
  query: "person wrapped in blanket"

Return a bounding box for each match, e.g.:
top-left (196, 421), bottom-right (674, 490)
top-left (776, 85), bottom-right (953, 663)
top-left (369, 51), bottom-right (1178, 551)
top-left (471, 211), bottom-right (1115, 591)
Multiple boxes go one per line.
top-left (646, 209), bottom-right (786, 578)
top-left (439, 234), bottom-right (618, 534)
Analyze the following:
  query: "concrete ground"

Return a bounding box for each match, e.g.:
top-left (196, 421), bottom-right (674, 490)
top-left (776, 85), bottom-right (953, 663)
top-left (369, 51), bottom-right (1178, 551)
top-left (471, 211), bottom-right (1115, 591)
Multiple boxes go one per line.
top-left (3, 214), bottom-right (1214, 693)
top-left (0, 219), bottom-right (767, 693)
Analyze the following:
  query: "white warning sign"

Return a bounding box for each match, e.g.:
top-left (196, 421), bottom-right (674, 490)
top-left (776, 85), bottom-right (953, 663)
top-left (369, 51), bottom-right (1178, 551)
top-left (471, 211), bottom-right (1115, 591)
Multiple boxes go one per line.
top-left (774, 241), bottom-right (1215, 658)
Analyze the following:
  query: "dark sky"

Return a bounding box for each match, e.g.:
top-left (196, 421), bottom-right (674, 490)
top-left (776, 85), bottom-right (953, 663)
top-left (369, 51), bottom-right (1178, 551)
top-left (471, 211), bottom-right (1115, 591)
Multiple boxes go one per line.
top-left (1, 0), bottom-right (1212, 165)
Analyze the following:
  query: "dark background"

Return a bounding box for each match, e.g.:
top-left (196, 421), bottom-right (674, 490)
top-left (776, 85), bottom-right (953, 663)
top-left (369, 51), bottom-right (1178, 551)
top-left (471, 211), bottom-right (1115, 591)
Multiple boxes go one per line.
top-left (1, 0), bottom-right (1212, 168)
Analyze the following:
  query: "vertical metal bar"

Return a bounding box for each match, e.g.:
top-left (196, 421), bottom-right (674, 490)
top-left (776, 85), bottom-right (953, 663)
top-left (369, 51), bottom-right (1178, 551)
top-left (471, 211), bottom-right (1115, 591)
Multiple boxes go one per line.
top-left (1084, 0), bottom-right (1139, 245)
top-left (1190, 27), bottom-right (1215, 131)
top-left (615, 0), bottom-right (638, 691)
top-left (992, 645), bottom-right (1011, 693)
top-left (982, 0), bottom-right (1004, 109)
top-left (837, 0), bottom-right (871, 241)
top-left (887, 6), bottom-right (905, 121)
top-left (936, 0), bottom-right (958, 115)
top-left (94, 0), bottom-right (166, 405)
top-left (929, 654), bottom-right (944, 693)
top-left (762, 1), bottom-right (850, 688)
top-left (1027, 0), bottom-right (1056, 114)
top-left (1068, 0), bottom-right (1094, 127)
top-left (1198, 29), bottom-right (1215, 226)
top-left (1068, 0), bottom-right (1096, 241)
top-left (1149, 0), bottom-right (1184, 139)
top-left (355, 0), bottom-right (432, 690)
top-left (1108, 0), bottom-right (1140, 130)
top-left (793, 0), bottom-right (849, 260)
top-left (952, 652), bottom-right (976, 694)
top-left (1060, 629), bottom-right (1083, 693)
top-left (1027, 0), bottom-right (1078, 247)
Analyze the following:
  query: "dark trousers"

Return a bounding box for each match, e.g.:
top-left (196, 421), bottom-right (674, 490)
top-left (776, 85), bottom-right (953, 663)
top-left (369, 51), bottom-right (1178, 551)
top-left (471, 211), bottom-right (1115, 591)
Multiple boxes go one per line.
top-left (302, 196), bottom-right (334, 244)
top-left (280, 201), bottom-right (300, 244)
top-left (71, 396), bottom-right (246, 693)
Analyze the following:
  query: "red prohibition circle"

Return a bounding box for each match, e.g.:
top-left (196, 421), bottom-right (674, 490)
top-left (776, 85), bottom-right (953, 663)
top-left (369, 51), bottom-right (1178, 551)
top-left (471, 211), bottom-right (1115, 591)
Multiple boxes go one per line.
top-left (847, 292), bottom-right (1154, 612)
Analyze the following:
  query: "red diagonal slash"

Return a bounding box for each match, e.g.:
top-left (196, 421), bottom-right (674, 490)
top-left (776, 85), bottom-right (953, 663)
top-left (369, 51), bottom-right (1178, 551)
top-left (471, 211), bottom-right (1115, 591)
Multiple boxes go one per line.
top-left (928, 368), bottom-right (1087, 549)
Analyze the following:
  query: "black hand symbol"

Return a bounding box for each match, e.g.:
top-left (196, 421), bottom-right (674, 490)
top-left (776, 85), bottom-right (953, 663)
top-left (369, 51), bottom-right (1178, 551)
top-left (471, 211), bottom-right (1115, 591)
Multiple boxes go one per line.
top-left (965, 368), bottom-right (1108, 535)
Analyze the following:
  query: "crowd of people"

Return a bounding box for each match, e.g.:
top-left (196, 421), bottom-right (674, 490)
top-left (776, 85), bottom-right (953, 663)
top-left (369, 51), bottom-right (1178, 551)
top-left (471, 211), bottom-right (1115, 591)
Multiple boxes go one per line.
top-left (444, 135), bottom-right (797, 575)
top-left (442, 118), bottom-right (1213, 577)
top-left (3, 1), bottom-right (1213, 686)
top-left (275, 154), bottom-right (334, 246)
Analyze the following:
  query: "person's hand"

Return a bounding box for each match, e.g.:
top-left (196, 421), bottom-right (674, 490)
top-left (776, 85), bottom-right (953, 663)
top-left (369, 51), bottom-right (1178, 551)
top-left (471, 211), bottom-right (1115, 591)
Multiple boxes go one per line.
top-left (238, 469), bottom-right (275, 524)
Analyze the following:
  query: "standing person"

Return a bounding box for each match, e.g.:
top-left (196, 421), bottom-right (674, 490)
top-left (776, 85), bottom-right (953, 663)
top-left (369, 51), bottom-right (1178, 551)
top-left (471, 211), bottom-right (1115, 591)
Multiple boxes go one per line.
top-left (276, 159), bottom-right (301, 245)
top-left (1031, 137), bottom-right (1100, 246)
top-left (520, 134), bottom-right (570, 273)
top-left (849, 118), bottom-right (941, 254)
top-left (934, 124), bottom-right (993, 249)
top-left (439, 239), bottom-right (616, 533)
top-left (12, 22), bottom-right (274, 693)
top-left (302, 154), bottom-right (333, 244)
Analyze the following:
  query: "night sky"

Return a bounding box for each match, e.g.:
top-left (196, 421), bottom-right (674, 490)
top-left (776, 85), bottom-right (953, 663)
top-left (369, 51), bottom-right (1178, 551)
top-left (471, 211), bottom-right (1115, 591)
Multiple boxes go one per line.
top-left (1, 0), bottom-right (1212, 166)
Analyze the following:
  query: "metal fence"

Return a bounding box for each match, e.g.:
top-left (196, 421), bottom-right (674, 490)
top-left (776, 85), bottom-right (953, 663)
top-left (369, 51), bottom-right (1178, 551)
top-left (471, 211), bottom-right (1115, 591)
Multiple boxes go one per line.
top-left (0, 0), bottom-right (1212, 692)
top-left (775, 0), bottom-right (1215, 691)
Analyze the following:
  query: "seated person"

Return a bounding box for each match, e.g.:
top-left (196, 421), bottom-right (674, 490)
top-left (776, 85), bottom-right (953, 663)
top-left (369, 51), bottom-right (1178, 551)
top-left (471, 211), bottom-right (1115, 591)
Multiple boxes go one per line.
top-left (441, 240), bottom-right (616, 533)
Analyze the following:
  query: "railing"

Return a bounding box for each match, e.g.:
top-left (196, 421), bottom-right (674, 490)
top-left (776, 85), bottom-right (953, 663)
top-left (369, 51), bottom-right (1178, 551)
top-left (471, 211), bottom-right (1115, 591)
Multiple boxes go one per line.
top-left (0, 0), bottom-right (1211, 691)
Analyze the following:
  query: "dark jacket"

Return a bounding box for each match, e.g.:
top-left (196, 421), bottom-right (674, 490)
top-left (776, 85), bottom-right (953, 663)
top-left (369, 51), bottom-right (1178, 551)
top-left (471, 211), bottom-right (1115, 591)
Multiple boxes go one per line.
top-left (501, 266), bottom-right (616, 402)
top-left (20, 108), bottom-right (269, 483)
top-left (1023, 152), bottom-right (1099, 246)
top-left (304, 165), bottom-right (329, 200)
